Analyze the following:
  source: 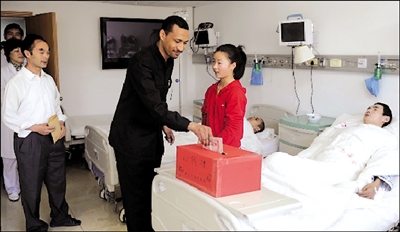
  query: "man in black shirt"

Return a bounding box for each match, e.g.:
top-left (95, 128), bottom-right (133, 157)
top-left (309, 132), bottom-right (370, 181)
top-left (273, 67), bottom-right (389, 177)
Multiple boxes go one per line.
top-left (109, 15), bottom-right (213, 231)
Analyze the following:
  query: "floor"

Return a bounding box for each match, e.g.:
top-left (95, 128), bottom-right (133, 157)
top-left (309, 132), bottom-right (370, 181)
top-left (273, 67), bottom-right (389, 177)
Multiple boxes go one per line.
top-left (0, 153), bottom-right (127, 231)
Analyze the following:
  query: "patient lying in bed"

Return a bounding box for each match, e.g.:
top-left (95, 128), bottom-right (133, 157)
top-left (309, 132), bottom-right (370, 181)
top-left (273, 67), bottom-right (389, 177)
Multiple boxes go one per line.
top-left (263, 102), bottom-right (398, 198)
top-left (240, 117), bottom-right (265, 154)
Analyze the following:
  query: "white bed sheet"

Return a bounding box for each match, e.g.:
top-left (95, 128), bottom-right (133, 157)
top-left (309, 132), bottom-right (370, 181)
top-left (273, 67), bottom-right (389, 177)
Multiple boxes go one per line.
top-left (161, 131), bottom-right (198, 167)
top-left (257, 162), bottom-right (399, 231)
top-left (66, 114), bottom-right (113, 139)
top-left (254, 114), bottom-right (399, 231)
top-left (151, 113), bottom-right (399, 231)
top-left (256, 128), bottom-right (279, 158)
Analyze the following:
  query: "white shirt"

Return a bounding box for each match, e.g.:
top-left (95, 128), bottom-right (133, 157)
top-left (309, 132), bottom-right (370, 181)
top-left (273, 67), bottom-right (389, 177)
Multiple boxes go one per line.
top-left (1, 66), bottom-right (67, 138)
top-left (1, 63), bottom-right (18, 105)
top-left (1, 49), bottom-right (7, 67)
top-left (1, 62), bottom-right (18, 158)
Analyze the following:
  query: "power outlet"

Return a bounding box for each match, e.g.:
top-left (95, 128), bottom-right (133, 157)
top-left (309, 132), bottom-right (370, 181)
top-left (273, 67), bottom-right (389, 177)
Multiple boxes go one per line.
top-left (306, 58), bottom-right (319, 66)
top-left (358, 58), bottom-right (367, 68)
top-left (319, 58), bottom-right (327, 67)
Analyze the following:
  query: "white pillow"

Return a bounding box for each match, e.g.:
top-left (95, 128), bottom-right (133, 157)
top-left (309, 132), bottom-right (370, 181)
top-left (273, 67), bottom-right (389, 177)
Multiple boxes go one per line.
top-left (332, 114), bottom-right (399, 139)
top-left (385, 116), bottom-right (399, 139)
top-left (255, 128), bottom-right (276, 140)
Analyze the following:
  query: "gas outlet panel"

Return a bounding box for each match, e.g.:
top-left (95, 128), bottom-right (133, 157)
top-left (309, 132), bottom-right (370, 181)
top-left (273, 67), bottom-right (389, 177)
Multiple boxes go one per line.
top-left (192, 53), bottom-right (399, 74)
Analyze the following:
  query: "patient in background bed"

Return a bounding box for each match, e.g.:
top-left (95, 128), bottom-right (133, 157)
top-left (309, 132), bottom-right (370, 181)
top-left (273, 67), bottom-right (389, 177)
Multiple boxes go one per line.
top-left (247, 116), bottom-right (265, 134)
top-left (240, 117), bottom-right (265, 154)
top-left (263, 102), bottom-right (398, 200)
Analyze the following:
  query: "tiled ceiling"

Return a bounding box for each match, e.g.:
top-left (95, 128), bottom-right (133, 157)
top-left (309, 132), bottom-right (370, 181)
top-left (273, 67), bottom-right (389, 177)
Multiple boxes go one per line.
top-left (92, 1), bottom-right (219, 8)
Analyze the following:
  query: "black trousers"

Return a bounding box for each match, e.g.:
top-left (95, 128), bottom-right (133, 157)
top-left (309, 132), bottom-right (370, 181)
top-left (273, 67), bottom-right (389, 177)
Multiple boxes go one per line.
top-left (14, 132), bottom-right (71, 232)
top-left (114, 150), bottom-right (162, 232)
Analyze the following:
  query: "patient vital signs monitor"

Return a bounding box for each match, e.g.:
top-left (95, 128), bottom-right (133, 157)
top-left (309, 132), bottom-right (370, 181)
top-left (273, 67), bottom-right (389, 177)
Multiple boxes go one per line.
top-left (279, 19), bottom-right (313, 46)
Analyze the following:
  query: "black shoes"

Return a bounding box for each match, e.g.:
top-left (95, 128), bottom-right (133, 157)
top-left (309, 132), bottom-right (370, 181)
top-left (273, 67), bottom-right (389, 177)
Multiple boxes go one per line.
top-left (49, 218), bottom-right (81, 227)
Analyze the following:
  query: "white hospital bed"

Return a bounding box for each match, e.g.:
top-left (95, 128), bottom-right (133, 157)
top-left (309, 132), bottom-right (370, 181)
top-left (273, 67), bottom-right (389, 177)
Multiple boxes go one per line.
top-left (151, 114), bottom-right (400, 231)
top-left (82, 104), bottom-right (295, 222)
top-left (64, 113), bottom-right (113, 149)
top-left (248, 104), bottom-right (294, 157)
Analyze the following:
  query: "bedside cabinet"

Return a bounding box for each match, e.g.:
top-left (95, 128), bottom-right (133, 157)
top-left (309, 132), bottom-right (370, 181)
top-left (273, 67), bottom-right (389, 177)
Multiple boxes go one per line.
top-left (278, 115), bottom-right (335, 156)
top-left (193, 99), bottom-right (204, 123)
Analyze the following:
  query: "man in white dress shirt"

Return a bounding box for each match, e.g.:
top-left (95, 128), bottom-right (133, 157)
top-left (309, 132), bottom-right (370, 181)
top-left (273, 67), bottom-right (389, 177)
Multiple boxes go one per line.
top-left (1, 34), bottom-right (81, 231)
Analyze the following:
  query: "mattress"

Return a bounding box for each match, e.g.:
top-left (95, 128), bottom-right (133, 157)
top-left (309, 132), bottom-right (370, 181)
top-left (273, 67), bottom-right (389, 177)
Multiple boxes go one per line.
top-left (64, 114), bottom-right (113, 148)
top-left (257, 128), bottom-right (279, 157)
top-left (67, 114), bottom-right (113, 138)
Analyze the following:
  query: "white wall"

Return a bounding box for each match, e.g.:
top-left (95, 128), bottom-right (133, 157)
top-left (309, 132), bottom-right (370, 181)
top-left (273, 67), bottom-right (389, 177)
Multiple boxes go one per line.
top-left (1, 1), bottom-right (188, 117)
top-left (2, 1), bottom-right (399, 119)
top-left (192, 1), bottom-right (399, 118)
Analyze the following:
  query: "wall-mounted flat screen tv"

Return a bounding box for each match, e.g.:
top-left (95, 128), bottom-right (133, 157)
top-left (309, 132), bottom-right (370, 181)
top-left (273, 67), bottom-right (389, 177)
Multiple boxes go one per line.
top-left (100, 17), bottom-right (163, 69)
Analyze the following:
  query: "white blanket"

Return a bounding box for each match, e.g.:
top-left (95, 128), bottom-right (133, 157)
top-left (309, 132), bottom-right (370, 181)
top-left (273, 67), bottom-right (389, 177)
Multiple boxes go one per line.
top-left (161, 131), bottom-right (199, 167)
top-left (256, 122), bottom-right (399, 230)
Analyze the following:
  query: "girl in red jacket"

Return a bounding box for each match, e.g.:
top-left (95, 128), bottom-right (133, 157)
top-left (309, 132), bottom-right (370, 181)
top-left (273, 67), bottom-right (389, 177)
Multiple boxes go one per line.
top-left (201, 44), bottom-right (247, 148)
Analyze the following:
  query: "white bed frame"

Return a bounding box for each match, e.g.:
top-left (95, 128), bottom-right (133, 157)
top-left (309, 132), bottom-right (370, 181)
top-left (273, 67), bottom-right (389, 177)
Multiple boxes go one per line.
top-left (84, 124), bottom-right (121, 214)
top-left (64, 113), bottom-right (113, 149)
top-left (152, 167), bottom-right (399, 231)
top-left (152, 167), bottom-right (303, 231)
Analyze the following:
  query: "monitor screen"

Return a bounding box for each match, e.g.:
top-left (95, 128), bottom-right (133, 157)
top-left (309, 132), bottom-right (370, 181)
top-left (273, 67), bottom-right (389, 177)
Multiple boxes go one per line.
top-left (281, 22), bottom-right (305, 42)
top-left (100, 17), bottom-right (163, 69)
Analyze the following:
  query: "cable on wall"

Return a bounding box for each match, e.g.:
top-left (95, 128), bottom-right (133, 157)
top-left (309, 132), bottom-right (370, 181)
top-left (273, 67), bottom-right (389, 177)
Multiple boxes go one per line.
top-left (291, 46), bottom-right (301, 115)
top-left (309, 63), bottom-right (315, 114)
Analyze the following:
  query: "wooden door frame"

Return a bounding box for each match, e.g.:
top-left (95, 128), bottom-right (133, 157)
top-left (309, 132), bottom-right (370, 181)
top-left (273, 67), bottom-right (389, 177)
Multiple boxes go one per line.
top-left (1, 11), bottom-right (33, 17)
top-left (1, 11), bottom-right (61, 91)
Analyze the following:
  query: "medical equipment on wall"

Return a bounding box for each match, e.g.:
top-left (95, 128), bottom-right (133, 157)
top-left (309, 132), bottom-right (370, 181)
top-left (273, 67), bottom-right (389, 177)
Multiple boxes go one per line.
top-left (250, 55), bottom-right (264, 85)
top-left (278, 14), bottom-right (314, 47)
top-left (190, 22), bottom-right (217, 54)
top-left (277, 14), bottom-right (316, 114)
top-left (193, 22), bottom-right (217, 48)
top-left (374, 52), bottom-right (382, 80)
top-left (365, 52), bottom-right (382, 97)
top-left (294, 45), bottom-right (315, 64)
top-left (364, 53), bottom-right (399, 97)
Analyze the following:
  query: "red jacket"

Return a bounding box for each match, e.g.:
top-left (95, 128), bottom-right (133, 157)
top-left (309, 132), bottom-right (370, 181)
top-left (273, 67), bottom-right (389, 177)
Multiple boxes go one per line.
top-left (201, 80), bottom-right (247, 148)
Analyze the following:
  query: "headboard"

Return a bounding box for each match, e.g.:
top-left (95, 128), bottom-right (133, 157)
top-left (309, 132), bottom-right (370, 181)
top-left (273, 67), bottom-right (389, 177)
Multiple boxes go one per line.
top-left (248, 104), bottom-right (295, 135)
